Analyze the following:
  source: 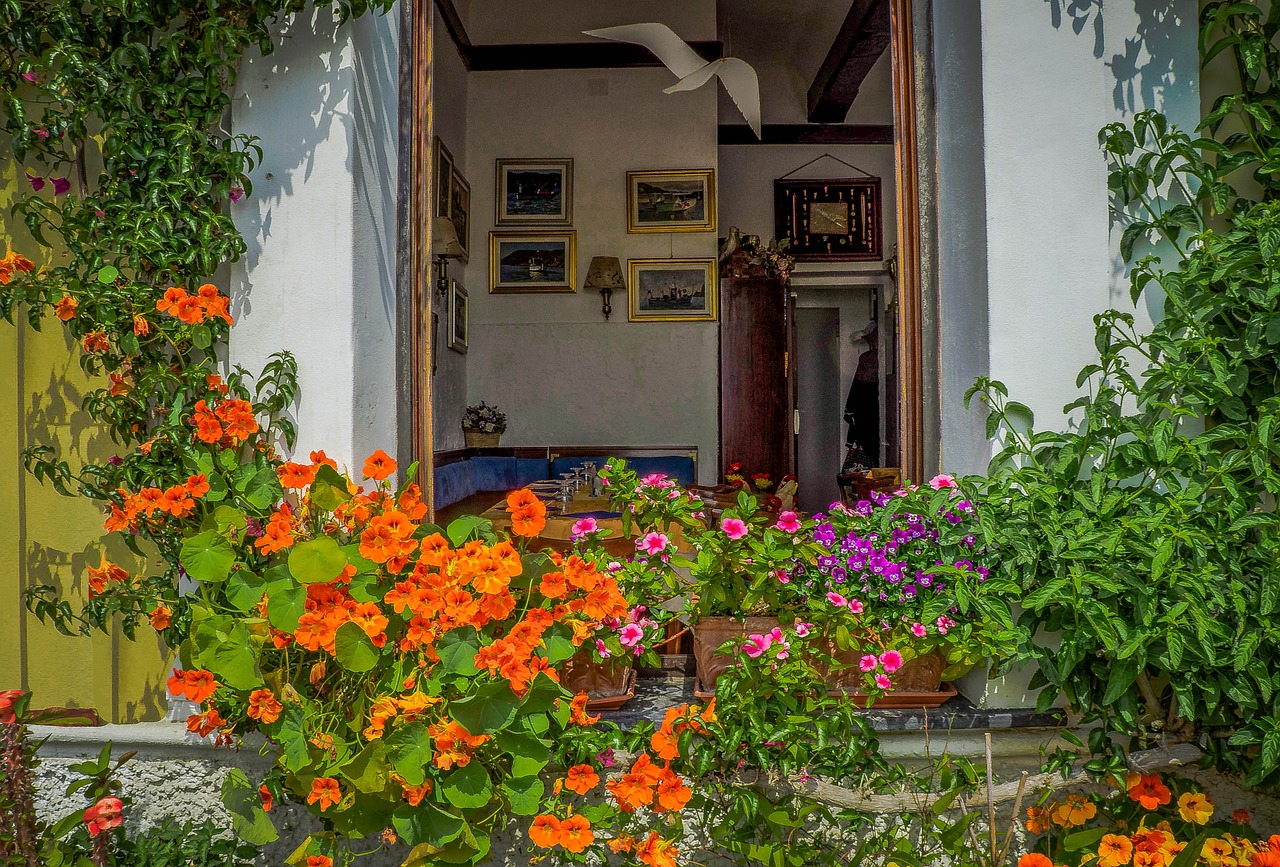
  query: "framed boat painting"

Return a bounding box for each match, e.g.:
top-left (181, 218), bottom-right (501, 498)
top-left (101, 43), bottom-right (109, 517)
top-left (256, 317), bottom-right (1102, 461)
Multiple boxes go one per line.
top-left (448, 278), bottom-right (469, 353)
top-left (627, 169), bottom-right (715, 233)
top-left (489, 231), bottom-right (576, 293)
top-left (495, 159), bottom-right (573, 226)
top-left (627, 258), bottom-right (717, 322)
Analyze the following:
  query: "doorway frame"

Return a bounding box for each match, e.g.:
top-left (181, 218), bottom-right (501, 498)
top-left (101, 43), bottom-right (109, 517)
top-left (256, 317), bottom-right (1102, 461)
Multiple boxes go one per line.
top-left (399, 0), bottom-right (933, 507)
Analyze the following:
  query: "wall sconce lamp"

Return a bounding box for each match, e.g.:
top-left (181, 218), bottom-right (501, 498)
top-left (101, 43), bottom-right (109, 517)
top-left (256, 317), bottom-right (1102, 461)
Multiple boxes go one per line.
top-left (583, 256), bottom-right (625, 320)
top-left (431, 217), bottom-right (465, 297)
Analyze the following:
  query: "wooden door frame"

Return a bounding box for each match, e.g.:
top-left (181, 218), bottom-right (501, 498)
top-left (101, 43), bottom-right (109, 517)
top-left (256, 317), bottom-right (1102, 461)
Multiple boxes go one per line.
top-left (400, 0), bottom-right (934, 502)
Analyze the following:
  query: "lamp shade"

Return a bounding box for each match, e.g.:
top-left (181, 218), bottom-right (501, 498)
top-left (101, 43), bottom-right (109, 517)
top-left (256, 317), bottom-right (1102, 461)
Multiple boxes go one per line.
top-left (583, 256), bottom-right (625, 290)
top-left (432, 217), bottom-right (465, 258)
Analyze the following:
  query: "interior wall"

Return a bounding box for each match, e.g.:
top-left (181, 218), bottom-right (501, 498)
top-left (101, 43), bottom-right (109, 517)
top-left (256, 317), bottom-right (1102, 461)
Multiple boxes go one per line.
top-left (431, 2), bottom-right (470, 451)
top-left (460, 3), bottom-right (720, 483)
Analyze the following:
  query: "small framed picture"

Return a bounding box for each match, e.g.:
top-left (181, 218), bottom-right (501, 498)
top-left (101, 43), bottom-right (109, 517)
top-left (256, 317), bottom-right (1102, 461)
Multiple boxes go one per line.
top-left (489, 231), bottom-right (576, 293)
top-left (448, 278), bottom-right (469, 353)
top-left (627, 169), bottom-right (716, 233)
top-left (433, 137), bottom-right (454, 220)
top-left (495, 159), bottom-right (573, 226)
top-left (627, 258), bottom-right (717, 322)
top-left (450, 169), bottom-right (471, 263)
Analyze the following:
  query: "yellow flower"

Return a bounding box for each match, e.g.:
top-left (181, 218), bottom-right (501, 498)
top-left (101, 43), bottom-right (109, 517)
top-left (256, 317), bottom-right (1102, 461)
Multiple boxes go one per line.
top-left (1098, 833), bottom-right (1133, 867)
top-left (1201, 837), bottom-right (1237, 867)
top-left (1177, 791), bottom-right (1213, 825)
top-left (1051, 793), bottom-right (1098, 828)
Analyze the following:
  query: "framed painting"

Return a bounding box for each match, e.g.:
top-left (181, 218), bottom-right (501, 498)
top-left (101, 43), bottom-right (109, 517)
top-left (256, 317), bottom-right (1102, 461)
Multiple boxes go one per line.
top-left (495, 159), bottom-right (573, 225)
top-left (448, 278), bottom-right (468, 353)
top-left (627, 169), bottom-right (715, 233)
top-left (433, 137), bottom-right (454, 221)
top-left (450, 168), bottom-right (471, 263)
top-left (627, 258), bottom-right (717, 322)
top-left (489, 231), bottom-right (576, 293)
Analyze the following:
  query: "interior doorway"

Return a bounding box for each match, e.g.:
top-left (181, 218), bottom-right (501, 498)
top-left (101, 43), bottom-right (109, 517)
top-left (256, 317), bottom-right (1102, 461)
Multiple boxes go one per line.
top-left (795, 307), bottom-right (841, 511)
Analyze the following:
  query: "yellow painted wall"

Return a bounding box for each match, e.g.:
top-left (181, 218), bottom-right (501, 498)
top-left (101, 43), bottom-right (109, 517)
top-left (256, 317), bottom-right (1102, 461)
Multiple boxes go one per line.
top-left (1, 159), bottom-right (169, 723)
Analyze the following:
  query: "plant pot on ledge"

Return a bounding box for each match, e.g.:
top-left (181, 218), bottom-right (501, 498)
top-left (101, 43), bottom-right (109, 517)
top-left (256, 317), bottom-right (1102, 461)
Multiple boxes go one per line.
top-left (463, 429), bottom-right (502, 449)
top-left (691, 615), bottom-right (782, 695)
top-left (558, 650), bottom-right (636, 712)
top-left (819, 644), bottom-right (954, 708)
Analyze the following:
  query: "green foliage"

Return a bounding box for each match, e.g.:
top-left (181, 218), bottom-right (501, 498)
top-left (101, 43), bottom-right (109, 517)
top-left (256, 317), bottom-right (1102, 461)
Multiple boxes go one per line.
top-left (969, 0), bottom-right (1280, 786)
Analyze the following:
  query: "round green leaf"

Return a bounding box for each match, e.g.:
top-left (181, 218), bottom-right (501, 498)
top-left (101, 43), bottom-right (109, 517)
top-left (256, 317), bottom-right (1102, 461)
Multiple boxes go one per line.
top-left (440, 763), bottom-right (492, 809)
top-left (449, 681), bottom-right (519, 735)
top-left (335, 621), bottom-right (380, 673)
top-left (179, 529), bottom-right (236, 584)
top-left (288, 536), bottom-right (348, 584)
top-left (96, 265), bottom-right (118, 284)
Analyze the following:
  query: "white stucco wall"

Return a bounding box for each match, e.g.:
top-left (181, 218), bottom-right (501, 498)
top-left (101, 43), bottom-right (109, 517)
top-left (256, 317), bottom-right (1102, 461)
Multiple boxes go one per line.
top-left (229, 7), bottom-right (401, 474)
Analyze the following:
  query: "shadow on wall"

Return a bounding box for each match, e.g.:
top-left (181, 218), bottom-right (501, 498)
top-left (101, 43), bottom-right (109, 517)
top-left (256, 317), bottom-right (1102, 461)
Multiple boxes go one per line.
top-left (1045, 0), bottom-right (1195, 116)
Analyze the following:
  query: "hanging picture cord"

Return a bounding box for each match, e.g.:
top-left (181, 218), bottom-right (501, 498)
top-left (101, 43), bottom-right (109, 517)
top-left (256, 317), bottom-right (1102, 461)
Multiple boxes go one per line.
top-left (778, 152), bottom-right (875, 180)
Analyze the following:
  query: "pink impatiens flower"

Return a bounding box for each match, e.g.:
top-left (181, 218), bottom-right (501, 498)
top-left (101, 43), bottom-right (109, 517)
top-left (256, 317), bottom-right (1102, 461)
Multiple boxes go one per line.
top-left (636, 532), bottom-right (669, 555)
top-left (859, 654), bottom-right (879, 672)
top-left (641, 472), bottom-right (675, 489)
top-left (929, 474), bottom-right (957, 490)
top-left (910, 622), bottom-right (927, 638)
top-left (826, 591), bottom-right (848, 608)
top-left (848, 598), bottom-right (864, 614)
top-left (721, 517), bottom-right (749, 540)
top-left (743, 633), bottom-right (769, 658)
top-left (596, 639), bottom-right (611, 659)
top-left (570, 517), bottom-right (599, 540)
top-left (874, 673), bottom-right (893, 690)
top-left (774, 511), bottom-right (802, 533)
top-left (619, 623), bottom-right (644, 648)
top-left (879, 650), bottom-right (904, 673)
top-left (794, 622), bottom-right (812, 638)
top-left (21, 71), bottom-right (41, 83)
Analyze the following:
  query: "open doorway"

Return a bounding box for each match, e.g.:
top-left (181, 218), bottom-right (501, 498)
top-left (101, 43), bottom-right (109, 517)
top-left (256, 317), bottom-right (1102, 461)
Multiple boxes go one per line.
top-left (401, 0), bottom-right (927, 518)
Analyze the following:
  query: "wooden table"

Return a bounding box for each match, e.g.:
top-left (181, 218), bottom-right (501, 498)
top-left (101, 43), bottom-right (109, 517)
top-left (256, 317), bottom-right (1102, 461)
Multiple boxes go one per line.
top-left (480, 490), bottom-right (637, 557)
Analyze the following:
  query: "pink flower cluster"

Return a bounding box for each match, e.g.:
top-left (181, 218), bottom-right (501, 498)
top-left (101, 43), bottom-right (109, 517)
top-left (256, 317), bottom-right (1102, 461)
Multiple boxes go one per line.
top-left (825, 591), bottom-right (865, 615)
top-left (857, 649), bottom-right (904, 690)
top-left (26, 174), bottom-right (69, 195)
top-left (599, 605), bottom-right (659, 658)
top-left (743, 627), bottom-right (790, 660)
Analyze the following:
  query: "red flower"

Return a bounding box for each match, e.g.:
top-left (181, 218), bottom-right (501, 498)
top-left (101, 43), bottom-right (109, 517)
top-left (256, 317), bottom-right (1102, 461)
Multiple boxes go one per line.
top-left (0, 689), bottom-right (24, 725)
top-left (83, 796), bottom-right (123, 836)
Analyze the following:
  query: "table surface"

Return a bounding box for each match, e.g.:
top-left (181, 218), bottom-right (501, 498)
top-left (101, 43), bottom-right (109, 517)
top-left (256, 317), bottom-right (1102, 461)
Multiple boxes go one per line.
top-left (480, 489), bottom-right (637, 555)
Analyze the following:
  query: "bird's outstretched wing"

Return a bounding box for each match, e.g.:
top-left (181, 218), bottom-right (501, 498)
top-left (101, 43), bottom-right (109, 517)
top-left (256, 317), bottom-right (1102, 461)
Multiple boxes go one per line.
top-left (665, 57), bottom-right (761, 139)
top-left (582, 23), bottom-right (706, 79)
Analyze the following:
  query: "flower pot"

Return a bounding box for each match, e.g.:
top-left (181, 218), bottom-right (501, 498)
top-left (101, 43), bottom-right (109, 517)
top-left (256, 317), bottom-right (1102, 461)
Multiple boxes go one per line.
top-left (819, 641), bottom-right (947, 699)
top-left (558, 651), bottom-right (635, 711)
top-left (691, 615), bottom-right (781, 693)
top-left (464, 430), bottom-right (502, 449)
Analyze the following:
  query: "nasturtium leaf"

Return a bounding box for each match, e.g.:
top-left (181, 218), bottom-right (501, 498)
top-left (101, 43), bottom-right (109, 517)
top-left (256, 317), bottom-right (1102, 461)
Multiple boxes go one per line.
top-left (334, 621), bottom-right (380, 673)
top-left (212, 505), bottom-right (248, 535)
top-left (240, 466), bottom-right (283, 511)
top-left (392, 804), bottom-right (465, 849)
top-left (220, 768), bottom-right (279, 845)
top-left (385, 723), bottom-right (434, 786)
top-left (440, 762), bottom-right (492, 809)
top-left (520, 672), bottom-right (567, 715)
top-left (1062, 826), bottom-right (1107, 853)
top-left (179, 529), bottom-right (235, 584)
top-left (449, 680), bottom-right (519, 735)
top-left (205, 623), bottom-right (262, 689)
top-left (539, 623), bottom-right (576, 665)
top-left (345, 741), bottom-right (391, 794)
top-left (276, 704), bottom-right (310, 773)
top-left (96, 265), bottom-right (118, 284)
top-left (192, 325), bottom-right (212, 349)
top-left (494, 731), bottom-right (550, 778)
top-left (436, 627), bottom-right (480, 676)
top-left (501, 776), bottom-right (544, 816)
top-left (309, 464), bottom-right (353, 511)
top-left (446, 515), bottom-right (492, 547)
top-left (266, 581), bottom-right (306, 632)
top-left (289, 537), bottom-right (348, 584)
top-left (347, 572), bottom-right (382, 603)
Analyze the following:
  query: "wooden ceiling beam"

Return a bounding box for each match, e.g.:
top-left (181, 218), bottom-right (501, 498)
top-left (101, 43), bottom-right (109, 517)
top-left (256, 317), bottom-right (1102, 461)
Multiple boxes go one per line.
top-left (718, 123), bottom-right (893, 145)
top-left (807, 0), bottom-right (892, 123)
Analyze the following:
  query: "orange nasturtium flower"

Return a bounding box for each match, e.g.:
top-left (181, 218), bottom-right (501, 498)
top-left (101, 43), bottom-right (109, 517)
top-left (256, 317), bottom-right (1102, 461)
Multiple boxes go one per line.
top-left (81, 331), bottom-right (110, 353)
top-left (86, 557), bottom-right (129, 598)
top-left (558, 814), bottom-right (594, 853)
top-left (1050, 793), bottom-right (1097, 828)
top-left (185, 708), bottom-right (226, 737)
top-left (246, 688), bottom-right (283, 725)
top-left (1253, 851), bottom-right (1280, 867)
top-left (1127, 773), bottom-right (1172, 810)
top-left (1097, 834), bottom-right (1134, 867)
top-left (307, 777), bottom-right (341, 812)
top-left (259, 784), bottom-right (273, 812)
top-left (132, 314), bottom-right (150, 336)
top-left (186, 474), bottom-right (210, 498)
top-left (655, 767), bottom-right (692, 812)
top-left (563, 764), bottom-right (600, 795)
top-left (569, 691), bottom-right (599, 725)
top-left (306, 857), bottom-right (333, 867)
top-left (165, 668), bottom-right (218, 703)
top-left (54, 295), bottom-right (77, 320)
top-left (1178, 790), bottom-right (1213, 824)
top-left (636, 832), bottom-right (680, 867)
top-left (1017, 855), bottom-right (1058, 867)
top-left (529, 815), bottom-right (561, 849)
top-left (363, 448), bottom-right (397, 481)
top-left (148, 604), bottom-right (172, 631)
top-left (278, 461), bottom-right (316, 489)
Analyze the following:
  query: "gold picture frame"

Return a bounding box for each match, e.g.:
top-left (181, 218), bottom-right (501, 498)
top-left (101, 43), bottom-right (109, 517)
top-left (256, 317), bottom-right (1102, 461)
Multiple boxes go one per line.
top-left (489, 231), bottom-right (577, 293)
top-left (627, 168), bottom-right (716, 234)
top-left (495, 158), bottom-right (573, 226)
top-left (627, 258), bottom-right (717, 322)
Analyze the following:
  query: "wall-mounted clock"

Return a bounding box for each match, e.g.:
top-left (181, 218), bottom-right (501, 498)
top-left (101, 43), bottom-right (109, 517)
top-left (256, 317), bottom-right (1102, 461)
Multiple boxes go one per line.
top-left (774, 177), bottom-right (882, 262)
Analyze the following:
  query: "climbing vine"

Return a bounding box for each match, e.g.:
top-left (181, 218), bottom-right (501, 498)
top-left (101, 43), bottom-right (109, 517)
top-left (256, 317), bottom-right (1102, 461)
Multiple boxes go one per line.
top-left (0, 0), bottom-right (393, 633)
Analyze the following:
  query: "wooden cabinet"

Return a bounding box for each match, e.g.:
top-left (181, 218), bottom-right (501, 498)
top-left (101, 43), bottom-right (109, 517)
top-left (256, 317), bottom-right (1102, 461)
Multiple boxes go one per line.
top-left (718, 276), bottom-right (794, 483)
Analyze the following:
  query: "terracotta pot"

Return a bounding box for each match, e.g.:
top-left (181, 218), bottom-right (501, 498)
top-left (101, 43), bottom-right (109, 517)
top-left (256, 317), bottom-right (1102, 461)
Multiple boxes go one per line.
top-left (691, 615), bottom-right (781, 691)
top-left (558, 650), bottom-right (632, 700)
top-left (818, 640), bottom-right (945, 693)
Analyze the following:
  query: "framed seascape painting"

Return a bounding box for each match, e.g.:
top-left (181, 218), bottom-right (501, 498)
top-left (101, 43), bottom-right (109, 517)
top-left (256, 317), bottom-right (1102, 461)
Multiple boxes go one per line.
top-left (627, 168), bottom-right (715, 233)
top-left (489, 231), bottom-right (576, 293)
top-left (495, 159), bottom-right (573, 226)
top-left (448, 278), bottom-right (468, 353)
top-left (450, 168), bottom-right (471, 263)
top-left (627, 258), bottom-right (717, 322)
top-left (433, 137), bottom-right (454, 222)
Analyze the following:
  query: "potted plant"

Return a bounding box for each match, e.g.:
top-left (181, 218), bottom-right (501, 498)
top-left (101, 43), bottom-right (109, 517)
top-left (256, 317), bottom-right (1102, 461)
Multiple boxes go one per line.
top-left (462, 401), bottom-right (506, 448)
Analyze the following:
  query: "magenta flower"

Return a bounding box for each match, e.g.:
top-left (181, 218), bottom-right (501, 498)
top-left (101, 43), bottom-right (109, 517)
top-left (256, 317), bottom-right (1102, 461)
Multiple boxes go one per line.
top-left (929, 474), bottom-right (957, 490)
top-left (721, 517), bottom-right (749, 540)
top-left (858, 654), bottom-right (878, 672)
top-left (826, 591), bottom-right (848, 608)
top-left (879, 650), bottom-right (903, 673)
top-left (26, 174), bottom-right (44, 192)
top-left (570, 516), bottom-right (598, 540)
top-left (51, 177), bottom-right (70, 195)
top-left (636, 532), bottom-right (669, 555)
top-left (743, 633), bottom-right (769, 658)
top-left (619, 623), bottom-right (644, 647)
top-left (848, 598), bottom-right (864, 614)
top-left (774, 568), bottom-right (791, 584)
top-left (774, 510), bottom-right (802, 533)
top-left (910, 622), bottom-right (927, 638)
top-left (596, 747), bottom-right (616, 768)
top-left (229, 185), bottom-right (244, 204)
top-left (34, 129), bottom-right (49, 140)
top-left (794, 622), bottom-right (812, 638)
top-left (641, 472), bottom-right (675, 489)
top-left (874, 673), bottom-right (893, 690)
top-left (595, 639), bottom-right (611, 659)
top-left (21, 71), bottom-right (41, 83)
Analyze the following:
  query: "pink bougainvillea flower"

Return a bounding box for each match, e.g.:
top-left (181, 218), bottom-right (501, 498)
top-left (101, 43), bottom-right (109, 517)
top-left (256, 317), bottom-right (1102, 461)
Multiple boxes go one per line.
top-left (875, 673), bottom-right (893, 690)
top-left (619, 623), bottom-right (644, 648)
top-left (571, 517), bottom-right (598, 539)
top-left (848, 598), bottom-right (865, 614)
top-left (775, 511), bottom-right (802, 533)
top-left (859, 654), bottom-right (879, 672)
top-left (596, 639), bottom-right (611, 658)
top-left (229, 185), bottom-right (245, 203)
top-left (21, 71), bottom-right (41, 83)
top-left (826, 591), bottom-right (848, 608)
top-left (721, 517), bottom-right (749, 540)
top-left (743, 633), bottom-right (769, 658)
top-left (929, 474), bottom-right (957, 490)
top-left (911, 622), bottom-right (927, 638)
top-left (879, 650), bottom-right (904, 673)
top-left (636, 532), bottom-right (669, 555)
top-left (26, 174), bottom-right (44, 192)
top-left (795, 622), bottom-right (812, 638)
top-left (51, 177), bottom-right (70, 195)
